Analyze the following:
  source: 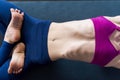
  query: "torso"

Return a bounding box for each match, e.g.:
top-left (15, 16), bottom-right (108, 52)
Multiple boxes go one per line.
top-left (48, 19), bottom-right (95, 62)
top-left (48, 16), bottom-right (120, 69)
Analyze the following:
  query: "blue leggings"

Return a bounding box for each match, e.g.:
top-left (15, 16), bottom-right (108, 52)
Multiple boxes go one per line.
top-left (0, 1), bottom-right (51, 80)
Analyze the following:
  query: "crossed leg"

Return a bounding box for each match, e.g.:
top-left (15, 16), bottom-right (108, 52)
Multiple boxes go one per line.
top-left (3, 8), bottom-right (25, 74)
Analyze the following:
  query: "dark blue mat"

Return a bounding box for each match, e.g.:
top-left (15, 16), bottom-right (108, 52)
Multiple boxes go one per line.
top-left (9, 1), bottom-right (120, 80)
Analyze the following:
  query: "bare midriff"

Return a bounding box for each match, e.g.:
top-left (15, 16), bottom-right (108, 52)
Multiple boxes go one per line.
top-left (48, 16), bottom-right (120, 69)
top-left (47, 19), bottom-right (95, 63)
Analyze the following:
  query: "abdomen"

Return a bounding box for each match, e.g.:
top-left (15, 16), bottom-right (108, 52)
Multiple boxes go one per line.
top-left (48, 19), bottom-right (96, 62)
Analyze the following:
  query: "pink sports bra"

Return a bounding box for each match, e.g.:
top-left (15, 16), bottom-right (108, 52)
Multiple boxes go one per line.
top-left (91, 16), bottom-right (120, 66)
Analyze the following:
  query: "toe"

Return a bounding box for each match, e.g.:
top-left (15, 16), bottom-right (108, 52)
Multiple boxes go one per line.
top-left (17, 68), bottom-right (23, 74)
top-left (8, 65), bottom-right (13, 74)
top-left (18, 10), bottom-right (20, 13)
top-left (12, 70), bottom-right (15, 74)
top-left (15, 9), bottom-right (18, 12)
top-left (13, 66), bottom-right (19, 74)
top-left (8, 61), bottom-right (14, 74)
top-left (10, 8), bottom-right (15, 12)
top-left (13, 68), bottom-right (17, 74)
top-left (15, 70), bottom-right (18, 74)
top-left (21, 12), bottom-right (24, 16)
top-left (15, 68), bottom-right (22, 74)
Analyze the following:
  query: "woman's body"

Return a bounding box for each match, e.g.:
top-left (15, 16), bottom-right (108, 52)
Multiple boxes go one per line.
top-left (48, 19), bottom-right (95, 62)
top-left (48, 16), bottom-right (120, 68)
top-left (0, 1), bottom-right (120, 80)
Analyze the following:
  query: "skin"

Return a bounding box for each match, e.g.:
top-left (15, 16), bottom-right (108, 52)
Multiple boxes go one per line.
top-left (7, 9), bottom-right (120, 74)
top-left (48, 16), bottom-right (120, 69)
top-left (3, 8), bottom-right (25, 74)
top-left (8, 42), bottom-right (25, 74)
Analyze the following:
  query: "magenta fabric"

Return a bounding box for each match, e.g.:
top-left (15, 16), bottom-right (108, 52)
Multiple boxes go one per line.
top-left (91, 16), bottom-right (120, 66)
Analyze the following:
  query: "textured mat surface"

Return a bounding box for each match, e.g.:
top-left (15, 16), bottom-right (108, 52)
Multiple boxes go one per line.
top-left (9, 1), bottom-right (120, 80)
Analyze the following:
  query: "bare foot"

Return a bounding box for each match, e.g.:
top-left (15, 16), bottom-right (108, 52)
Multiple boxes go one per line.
top-left (5, 8), bottom-right (25, 74)
top-left (4, 8), bottom-right (24, 44)
top-left (8, 42), bottom-right (25, 74)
